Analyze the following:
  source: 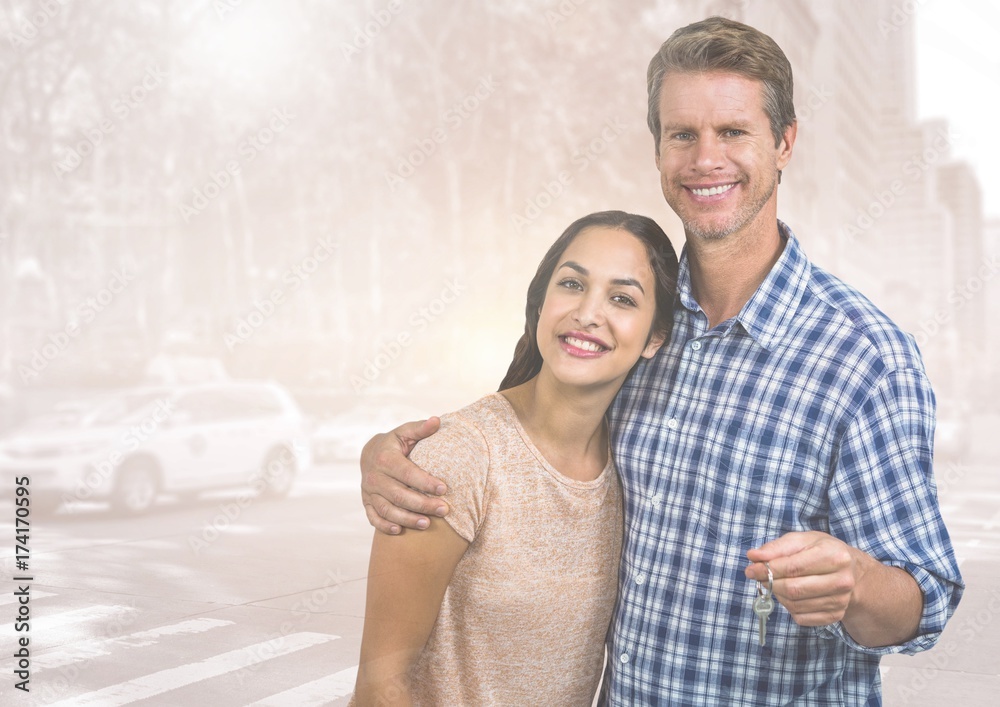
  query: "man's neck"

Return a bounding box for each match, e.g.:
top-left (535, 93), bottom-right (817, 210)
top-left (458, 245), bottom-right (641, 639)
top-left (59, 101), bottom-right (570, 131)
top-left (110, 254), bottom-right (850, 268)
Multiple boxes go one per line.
top-left (687, 221), bottom-right (785, 329)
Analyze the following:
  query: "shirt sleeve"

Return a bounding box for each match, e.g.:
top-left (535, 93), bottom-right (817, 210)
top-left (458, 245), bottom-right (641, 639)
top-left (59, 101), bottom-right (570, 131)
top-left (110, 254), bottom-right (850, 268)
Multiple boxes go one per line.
top-left (409, 412), bottom-right (491, 544)
top-left (821, 367), bottom-right (964, 655)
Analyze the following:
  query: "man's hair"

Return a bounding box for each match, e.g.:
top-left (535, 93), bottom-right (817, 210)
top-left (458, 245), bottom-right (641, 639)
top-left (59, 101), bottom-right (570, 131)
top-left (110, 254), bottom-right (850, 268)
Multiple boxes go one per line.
top-left (647, 16), bottom-right (795, 151)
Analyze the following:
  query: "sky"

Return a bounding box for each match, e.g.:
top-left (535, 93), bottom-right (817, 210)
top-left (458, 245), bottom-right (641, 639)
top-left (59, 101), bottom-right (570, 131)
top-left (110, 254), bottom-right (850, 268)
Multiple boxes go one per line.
top-left (916, 0), bottom-right (1000, 220)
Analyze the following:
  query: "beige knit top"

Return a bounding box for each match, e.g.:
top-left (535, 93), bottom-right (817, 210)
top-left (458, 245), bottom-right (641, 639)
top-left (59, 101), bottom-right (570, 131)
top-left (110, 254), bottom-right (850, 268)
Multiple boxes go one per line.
top-left (399, 392), bottom-right (624, 705)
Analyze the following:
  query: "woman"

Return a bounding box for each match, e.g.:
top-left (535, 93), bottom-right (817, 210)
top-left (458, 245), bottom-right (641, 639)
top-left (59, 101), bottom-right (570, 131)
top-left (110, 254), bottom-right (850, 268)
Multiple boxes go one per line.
top-left (351, 211), bottom-right (678, 706)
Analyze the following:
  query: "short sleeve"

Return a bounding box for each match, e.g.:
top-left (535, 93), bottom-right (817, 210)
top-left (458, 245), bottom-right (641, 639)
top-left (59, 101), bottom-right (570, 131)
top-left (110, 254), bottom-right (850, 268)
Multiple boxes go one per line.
top-left (825, 367), bottom-right (964, 654)
top-left (409, 413), bottom-right (491, 543)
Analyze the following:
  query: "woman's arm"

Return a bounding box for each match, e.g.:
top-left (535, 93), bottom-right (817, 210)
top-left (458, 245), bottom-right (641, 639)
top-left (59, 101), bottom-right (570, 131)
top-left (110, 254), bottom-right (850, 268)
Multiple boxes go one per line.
top-left (353, 517), bottom-right (469, 706)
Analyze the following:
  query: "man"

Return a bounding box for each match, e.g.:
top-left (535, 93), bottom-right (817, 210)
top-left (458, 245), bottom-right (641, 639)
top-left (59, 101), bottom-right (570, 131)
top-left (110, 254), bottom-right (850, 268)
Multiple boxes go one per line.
top-left (360, 16), bottom-right (963, 705)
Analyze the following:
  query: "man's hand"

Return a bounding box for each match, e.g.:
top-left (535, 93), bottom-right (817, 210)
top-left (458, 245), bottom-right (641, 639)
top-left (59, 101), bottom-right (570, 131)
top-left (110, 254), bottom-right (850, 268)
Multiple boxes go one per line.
top-left (745, 530), bottom-right (922, 647)
top-left (360, 417), bottom-right (448, 535)
top-left (745, 531), bottom-right (857, 626)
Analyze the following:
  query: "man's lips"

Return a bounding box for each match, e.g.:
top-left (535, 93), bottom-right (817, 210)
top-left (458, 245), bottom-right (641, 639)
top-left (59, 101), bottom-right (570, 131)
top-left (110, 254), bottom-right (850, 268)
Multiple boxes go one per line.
top-left (560, 333), bottom-right (610, 357)
top-left (686, 182), bottom-right (737, 199)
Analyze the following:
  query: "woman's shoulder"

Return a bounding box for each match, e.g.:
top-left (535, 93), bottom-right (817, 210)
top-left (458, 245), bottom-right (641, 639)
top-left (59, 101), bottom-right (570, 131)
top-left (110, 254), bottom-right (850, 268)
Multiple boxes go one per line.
top-left (441, 392), bottom-right (515, 436)
top-left (412, 392), bottom-right (513, 466)
top-left (411, 394), bottom-right (516, 540)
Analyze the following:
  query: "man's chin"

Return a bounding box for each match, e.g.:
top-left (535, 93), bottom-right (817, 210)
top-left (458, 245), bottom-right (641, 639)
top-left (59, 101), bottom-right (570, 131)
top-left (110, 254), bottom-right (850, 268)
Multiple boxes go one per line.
top-left (683, 220), bottom-right (739, 242)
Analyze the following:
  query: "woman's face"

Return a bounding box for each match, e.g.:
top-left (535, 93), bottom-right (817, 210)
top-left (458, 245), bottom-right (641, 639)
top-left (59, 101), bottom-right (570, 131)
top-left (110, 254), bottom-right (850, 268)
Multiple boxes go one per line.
top-left (536, 226), bottom-right (664, 391)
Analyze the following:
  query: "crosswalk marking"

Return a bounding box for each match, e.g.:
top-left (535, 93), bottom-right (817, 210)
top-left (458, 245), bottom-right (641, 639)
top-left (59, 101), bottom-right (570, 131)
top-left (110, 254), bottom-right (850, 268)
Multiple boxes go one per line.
top-left (47, 632), bottom-right (341, 707)
top-left (0, 604), bottom-right (136, 635)
top-left (34, 618), bottom-right (235, 671)
top-left (247, 664), bottom-right (358, 705)
top-left (0, 589), bottom-right (56, 605)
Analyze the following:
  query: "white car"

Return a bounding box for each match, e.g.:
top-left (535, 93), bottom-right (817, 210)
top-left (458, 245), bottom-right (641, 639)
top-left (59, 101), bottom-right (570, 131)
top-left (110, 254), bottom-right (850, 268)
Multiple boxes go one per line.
top-left (0, 381), bottom-right (311, 514)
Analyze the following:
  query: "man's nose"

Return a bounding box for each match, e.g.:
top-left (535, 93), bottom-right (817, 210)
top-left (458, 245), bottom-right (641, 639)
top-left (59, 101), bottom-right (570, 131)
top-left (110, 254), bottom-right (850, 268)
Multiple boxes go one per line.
top-left (692, 135), bottom-right (726, 172)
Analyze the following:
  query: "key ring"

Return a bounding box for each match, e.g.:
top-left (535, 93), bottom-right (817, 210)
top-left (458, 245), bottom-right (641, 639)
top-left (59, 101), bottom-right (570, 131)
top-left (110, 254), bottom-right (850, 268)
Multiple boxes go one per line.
top-left (757, 561), bottom-right (774, 598)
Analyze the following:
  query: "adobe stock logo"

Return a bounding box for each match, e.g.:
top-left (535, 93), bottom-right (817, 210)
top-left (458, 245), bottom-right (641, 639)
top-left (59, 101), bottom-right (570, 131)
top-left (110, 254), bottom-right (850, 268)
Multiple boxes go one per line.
top-left (177, 108), bottom-right (295, 222)
top-left (224, 235), bottom-right (338, 351)
top-left (51, 65), bottom-right (168, 180)
top-left (914, 254), bottom-right (999, 347)
top-left (7, 0), bottom-right (69, 50)
top-left (341, 0), bottom-right (405, 62)
top-left (384, 75), bottom-right (499, 189)
top-left (511, 117), bottom-right (627, 233)
top-left (18, 268), bottom-right (136, 384)
top-left (351, 278), bottom-right (465, 393)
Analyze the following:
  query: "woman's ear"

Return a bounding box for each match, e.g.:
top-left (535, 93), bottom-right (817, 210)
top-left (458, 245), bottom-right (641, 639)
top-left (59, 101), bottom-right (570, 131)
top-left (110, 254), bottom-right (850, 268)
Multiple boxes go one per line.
top-left (641, 330), bottom-right (666, 360)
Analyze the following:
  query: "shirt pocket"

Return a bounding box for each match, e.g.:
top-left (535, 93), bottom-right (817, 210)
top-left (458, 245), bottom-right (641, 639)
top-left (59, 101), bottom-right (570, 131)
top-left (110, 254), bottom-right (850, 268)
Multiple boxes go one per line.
top-left (693, 423), bottom-right (831, 551)
top-left (741, 431), bottom-right (832, 549)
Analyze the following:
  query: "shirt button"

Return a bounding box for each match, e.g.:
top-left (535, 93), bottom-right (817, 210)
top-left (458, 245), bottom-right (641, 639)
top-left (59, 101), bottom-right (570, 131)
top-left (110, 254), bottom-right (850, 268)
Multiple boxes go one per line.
top-left (666, 418), bottom-right (678, 430)
top-left (691, 341), bottom-right (702, 351)
top-left (649, 493), bottom-right (662, 508)
top-left (635, 573), bottom-right (645, 585)
top-left (620, 653), bottom-right (630, 664)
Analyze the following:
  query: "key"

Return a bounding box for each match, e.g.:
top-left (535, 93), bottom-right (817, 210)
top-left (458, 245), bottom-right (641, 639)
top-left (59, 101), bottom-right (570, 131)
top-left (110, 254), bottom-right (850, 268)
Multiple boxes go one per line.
top-left (753, 561), bottom-right (775, 647)
top-left (754, 592), bottom-right (774, 646)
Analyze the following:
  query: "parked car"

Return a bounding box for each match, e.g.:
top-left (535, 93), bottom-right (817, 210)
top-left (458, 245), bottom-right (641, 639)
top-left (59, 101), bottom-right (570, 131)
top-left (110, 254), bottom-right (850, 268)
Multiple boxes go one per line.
top-left (312, 396), bottom-right (432, 463)
top-left (0, 381), bottom-right (311, 514)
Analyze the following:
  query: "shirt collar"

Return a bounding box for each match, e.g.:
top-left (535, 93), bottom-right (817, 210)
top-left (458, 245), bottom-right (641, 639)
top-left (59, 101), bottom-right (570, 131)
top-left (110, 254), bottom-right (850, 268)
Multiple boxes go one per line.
top-left (675, 221), bottom-right (811, 351)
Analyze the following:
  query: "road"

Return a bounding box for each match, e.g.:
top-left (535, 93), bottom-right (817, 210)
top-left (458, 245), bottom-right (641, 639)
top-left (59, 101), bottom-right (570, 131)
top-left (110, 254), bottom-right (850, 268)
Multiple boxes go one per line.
top-left (0, 466), bottom-right (370, 706)
top-left (881, 451), bottom-right (1000, 705)
top-left (1, 452), bottom-right (997, 706)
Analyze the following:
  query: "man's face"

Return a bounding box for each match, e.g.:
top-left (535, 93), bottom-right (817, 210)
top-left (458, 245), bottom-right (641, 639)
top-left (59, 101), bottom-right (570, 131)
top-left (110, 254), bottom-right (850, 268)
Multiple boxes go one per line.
top-left (654, 71), bottom-right (795, 243)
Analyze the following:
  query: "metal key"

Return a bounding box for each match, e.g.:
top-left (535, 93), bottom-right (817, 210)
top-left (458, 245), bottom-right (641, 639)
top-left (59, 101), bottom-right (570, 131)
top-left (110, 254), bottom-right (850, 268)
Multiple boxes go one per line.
top-left (753, 562), bottom-right (775, 647)
top-left (754, 592), bottom-right (774, 646)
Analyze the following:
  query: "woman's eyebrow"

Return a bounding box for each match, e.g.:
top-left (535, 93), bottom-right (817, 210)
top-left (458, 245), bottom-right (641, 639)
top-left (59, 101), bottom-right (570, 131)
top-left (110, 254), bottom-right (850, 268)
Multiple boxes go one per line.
top-left (557, 261), bottom-right (645, 294)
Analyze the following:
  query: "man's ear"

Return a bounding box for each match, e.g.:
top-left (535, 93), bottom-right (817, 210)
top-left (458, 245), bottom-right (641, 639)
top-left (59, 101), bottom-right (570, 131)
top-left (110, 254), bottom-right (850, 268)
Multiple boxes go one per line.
top-left (776, 119), bottom-right (797, 170)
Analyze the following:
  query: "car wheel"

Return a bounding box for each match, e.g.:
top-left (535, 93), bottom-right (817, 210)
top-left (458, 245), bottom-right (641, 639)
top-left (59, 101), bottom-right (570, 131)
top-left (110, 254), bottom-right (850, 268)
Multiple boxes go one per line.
top-left (259, 448), bottom-right (296, 499)
top-left (112, 461), bottom-right (159, 514)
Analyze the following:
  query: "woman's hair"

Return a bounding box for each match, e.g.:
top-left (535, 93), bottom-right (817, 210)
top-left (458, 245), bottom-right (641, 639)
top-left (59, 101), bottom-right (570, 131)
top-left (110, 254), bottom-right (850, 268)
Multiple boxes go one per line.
top-left (646, 16), bottom-right (795, 151)
top-left (499, 210), bottom-right (678, 391)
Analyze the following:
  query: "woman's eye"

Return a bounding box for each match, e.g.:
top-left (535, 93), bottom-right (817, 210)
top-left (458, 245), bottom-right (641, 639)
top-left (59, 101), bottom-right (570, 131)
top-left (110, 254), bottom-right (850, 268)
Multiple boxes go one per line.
top-left (612, 294), bottom-right (637, 307)
top-left (557, 278), bottom-right (583, 290)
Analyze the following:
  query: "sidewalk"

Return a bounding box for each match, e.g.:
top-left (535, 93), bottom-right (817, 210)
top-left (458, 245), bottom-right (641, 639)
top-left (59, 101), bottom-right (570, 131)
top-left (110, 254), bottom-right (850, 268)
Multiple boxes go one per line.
top-left (882, 556), bottom-right (1000, 704)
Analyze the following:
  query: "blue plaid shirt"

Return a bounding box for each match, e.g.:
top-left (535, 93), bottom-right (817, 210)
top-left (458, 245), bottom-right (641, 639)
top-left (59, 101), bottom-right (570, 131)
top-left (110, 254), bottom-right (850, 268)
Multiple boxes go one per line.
top-left (603, 224), bottom-right (963, 706)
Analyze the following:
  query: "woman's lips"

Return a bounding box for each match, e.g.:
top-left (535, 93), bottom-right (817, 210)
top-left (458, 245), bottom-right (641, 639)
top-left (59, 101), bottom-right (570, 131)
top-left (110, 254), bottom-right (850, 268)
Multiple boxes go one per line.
top-left (560, 334), bottom-right (610, 357)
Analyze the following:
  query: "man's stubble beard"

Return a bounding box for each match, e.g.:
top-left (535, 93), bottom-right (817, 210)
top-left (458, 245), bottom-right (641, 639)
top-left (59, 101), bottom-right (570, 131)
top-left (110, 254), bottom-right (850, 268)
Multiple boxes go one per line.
top-left (668, 173), bottom-right (778, 243)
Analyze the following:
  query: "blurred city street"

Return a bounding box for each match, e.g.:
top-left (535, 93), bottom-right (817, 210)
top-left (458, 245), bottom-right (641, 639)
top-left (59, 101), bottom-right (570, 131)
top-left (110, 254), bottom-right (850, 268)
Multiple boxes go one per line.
top-left (0, 429), bottom-right (997, 705)
top-left (0, 464), bottom-right (372, 706)
top-left (880, 415), bottom-right (1000, 705)
top-left (1, 0), bottom-right (998, 704)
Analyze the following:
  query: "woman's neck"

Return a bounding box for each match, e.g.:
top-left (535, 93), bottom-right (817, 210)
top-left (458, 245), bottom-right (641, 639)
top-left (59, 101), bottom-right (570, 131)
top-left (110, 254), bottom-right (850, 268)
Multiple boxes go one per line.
top-left (500, 373), bottom-right (618, 481)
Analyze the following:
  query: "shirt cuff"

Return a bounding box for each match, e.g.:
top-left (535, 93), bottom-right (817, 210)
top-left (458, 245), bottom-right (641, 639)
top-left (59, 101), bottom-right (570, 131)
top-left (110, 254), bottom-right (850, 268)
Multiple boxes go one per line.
top-left (816, 560), bottom-right (960, 656)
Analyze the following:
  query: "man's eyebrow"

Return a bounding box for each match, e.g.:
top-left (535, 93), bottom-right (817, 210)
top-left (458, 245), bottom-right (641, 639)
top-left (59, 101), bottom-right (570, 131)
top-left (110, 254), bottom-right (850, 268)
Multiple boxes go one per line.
top-left (662, 118), bottom-right (757, 133)
top-left (557, 261), bottom-right (645, 294)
